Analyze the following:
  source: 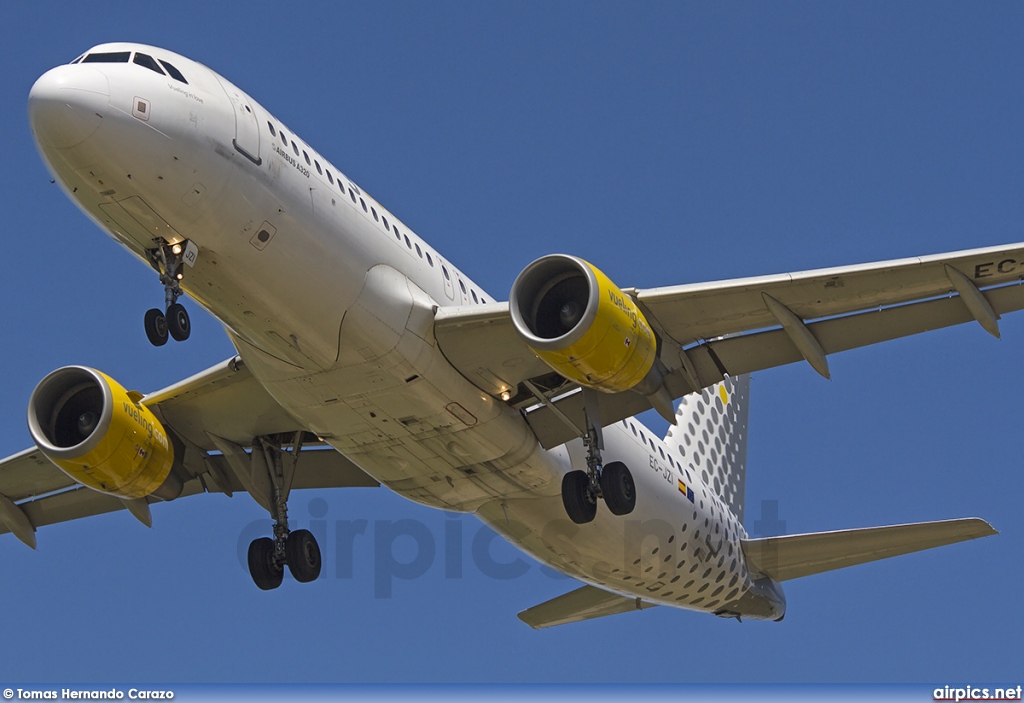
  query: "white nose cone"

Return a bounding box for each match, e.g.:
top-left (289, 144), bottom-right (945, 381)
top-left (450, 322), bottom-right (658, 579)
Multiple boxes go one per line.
top-left (28, 65), bottom-right (109, 149)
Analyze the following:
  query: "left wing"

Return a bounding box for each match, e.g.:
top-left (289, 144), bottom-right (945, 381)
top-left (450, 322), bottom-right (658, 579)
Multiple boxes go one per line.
top-left (436, 243), bottom-right (1024, 448)
top-left (0, 357), bottom-right (377, 547)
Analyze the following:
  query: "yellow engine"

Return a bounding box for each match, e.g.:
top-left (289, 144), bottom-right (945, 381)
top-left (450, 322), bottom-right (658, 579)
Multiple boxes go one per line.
top-left (510, 254), bottom-right (659, 393)
top-left (28, 366), bottom-right (182, 500)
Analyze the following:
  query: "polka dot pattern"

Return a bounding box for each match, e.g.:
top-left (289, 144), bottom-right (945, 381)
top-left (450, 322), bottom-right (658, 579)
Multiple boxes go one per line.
top-left (664, 375), bottom-right (750, 523)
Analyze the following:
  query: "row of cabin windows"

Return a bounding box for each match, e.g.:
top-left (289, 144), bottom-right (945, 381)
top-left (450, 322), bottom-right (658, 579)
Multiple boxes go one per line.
top-left (72, 51), bottom-right (189, 84)
top-left (266, 119), bottom-right (489, 306)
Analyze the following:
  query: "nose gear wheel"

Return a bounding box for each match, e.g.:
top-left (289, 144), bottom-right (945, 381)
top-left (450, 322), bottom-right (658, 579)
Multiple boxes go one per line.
top-left (144, 241), bottom-right (192, 347)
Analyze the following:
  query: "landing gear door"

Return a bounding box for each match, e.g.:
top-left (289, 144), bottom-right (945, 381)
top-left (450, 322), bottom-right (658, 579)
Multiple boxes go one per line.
top-left (216, 76), bottom-right (262, 166)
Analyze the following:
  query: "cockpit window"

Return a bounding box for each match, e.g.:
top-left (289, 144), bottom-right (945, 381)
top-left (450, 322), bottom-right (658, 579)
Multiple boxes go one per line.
top-left (82, 52), bottom-right (131, 63)
top-left (158, 59), bottom-right (188, 84)
top-left (70, 54), bottom-right (85, 65)
top-left (133, 53), bottom-right (166, 76)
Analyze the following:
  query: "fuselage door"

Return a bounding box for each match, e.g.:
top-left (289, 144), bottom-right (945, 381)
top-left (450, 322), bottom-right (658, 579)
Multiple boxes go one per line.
top-left (438, 258), bottom-right (455, 301)
top-left (216, 75), bottom-right (261, 165)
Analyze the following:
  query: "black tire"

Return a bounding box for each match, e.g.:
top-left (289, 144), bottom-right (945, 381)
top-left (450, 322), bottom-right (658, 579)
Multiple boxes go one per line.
top-left (144, 308), bottom-right (168, 347)
top-left (601, 461), bottom-right (636, 516)
top-left (286, 529), bottom-right (322, 583)
top-left (561, 470), bottom-right (597, 524)
top-left (167, 303), bottom-right (191, 342)
top-left (247, 537), bottom-right (283, 590)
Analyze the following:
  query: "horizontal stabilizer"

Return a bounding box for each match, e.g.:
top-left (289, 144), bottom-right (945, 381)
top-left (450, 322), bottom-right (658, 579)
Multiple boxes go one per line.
top-left (741, 518), bottom-right (996, 582)
top-left (517, 585), bottom-right (657, 629)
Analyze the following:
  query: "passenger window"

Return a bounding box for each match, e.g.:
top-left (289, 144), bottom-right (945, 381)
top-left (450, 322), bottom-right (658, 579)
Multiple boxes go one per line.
top-left (371, 207), bottom-right (379, 222)
top-left (382, 216), bottom-right (389, 231)
top-left (133, 53), bottom-right (165, 75)
top-left (471, 290), bottom-right (478, 303)
top-left (415, 243), bottom-right (422, 257)
top-left (158, 60), bottom-right (188, 84)
top-left (481, 297), bottom-right (487, 304)
top-left (442, 266), bottom-right (451, 281)
top-left (350, 190), bottom-right (357, 203)
top-left (326, 170), bottom-right (334, 184)
top-left (459, 280), bottom-right (467, 295)
top-left (83, 52), bottom-right (131, 63)
top-left (404, 235), bottom-right (412, 249)
top-left (425, 252), bottom-right (433, 266)
top-left (395, 229), bottom-right (402, 241)
top-left (303, 151), bottom-right (311, 166)
top-left (360, 198), bottom-right (368, 213)
top-left (280, 131), bottom-right (288, 146)
top-left (314, 160), bottom-right (322, 175)
top-left (292, 142), bottom-right (299, 156)
top-left (267, 122), bottom-right (277, 137)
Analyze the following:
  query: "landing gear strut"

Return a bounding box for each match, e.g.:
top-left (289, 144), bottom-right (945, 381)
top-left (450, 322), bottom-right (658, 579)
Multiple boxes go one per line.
top-left (561, 390), bottom-right (636, 524)
top-left (144, 241), bottom-right (191, 346)
top-left (245, 434), bottom-right (322, 590)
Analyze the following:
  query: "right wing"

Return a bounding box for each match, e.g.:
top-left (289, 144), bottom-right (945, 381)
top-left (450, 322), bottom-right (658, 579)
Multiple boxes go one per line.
top-left (436, 243), bottom-right (1024, 448)
top-left (0, 356), bottom-right (377, 547)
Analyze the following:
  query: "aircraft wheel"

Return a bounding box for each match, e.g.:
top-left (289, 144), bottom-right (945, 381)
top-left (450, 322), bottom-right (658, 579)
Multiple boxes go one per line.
top-left (561, 470), bottom-right (597, 524)
top-left (144, 308), bottom-right (168, 347)
top-left (601, 461), bottom-right (636, 516)
top-left (167, 303), bottom-right (191, 342)
top-left (247, 537), bottom-right (283, 590)
top-left (286, 529), bottom-right (322, 583)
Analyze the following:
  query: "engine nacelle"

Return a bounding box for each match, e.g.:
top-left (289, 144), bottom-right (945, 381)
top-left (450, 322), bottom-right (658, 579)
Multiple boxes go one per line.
top-left (510, 254), bottom-right (658, 394)
top-left (28, 366), bottom-right (181, 500)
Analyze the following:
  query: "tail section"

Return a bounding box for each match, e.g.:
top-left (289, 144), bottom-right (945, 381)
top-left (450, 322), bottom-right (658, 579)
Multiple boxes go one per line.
top-left (664, 375), bottom-right (750, 522)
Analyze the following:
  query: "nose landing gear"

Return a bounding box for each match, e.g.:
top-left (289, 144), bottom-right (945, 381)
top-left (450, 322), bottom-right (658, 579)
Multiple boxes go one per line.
top-left (144, 241), bottom-right (193, 347)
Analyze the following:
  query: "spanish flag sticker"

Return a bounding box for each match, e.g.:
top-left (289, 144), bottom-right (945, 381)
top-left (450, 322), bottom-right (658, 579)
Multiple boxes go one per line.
top-left (678, 479), bottom-right (694, 502)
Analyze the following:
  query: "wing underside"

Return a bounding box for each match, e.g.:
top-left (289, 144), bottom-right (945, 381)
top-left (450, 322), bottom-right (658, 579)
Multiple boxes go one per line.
top-left (436, 243), bottom-right (1024, 447)
top-left (0, 357), bottom-right (377, 546)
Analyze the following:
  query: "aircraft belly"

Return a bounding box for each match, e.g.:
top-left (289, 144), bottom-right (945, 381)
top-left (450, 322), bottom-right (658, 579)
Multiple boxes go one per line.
top-left (235, 281), bottom-right (564, 511)
top-left (476, 426), bottom-right (760, 615)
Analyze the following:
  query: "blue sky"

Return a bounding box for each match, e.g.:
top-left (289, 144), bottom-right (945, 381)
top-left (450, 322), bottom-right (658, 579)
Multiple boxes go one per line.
top-left (1, 1), bottom-right (1021, 684)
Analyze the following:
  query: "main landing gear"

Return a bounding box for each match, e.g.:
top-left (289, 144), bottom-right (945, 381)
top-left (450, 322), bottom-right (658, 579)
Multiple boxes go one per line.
top-left (561, 391), bottom-right (636, 524)
top-left (144, 241), bottom-right (191, 347)
top-left (244, 435), bottom-right (322, 590)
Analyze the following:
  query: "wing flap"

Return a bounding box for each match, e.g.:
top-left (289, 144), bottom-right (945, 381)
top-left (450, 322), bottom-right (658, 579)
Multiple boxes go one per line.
top-left (517, 584), bottom-right (658, 629)
top-left (638, 243), bottom-right (1024, 345)
top-left (689, 279), bottom-right (1024, 380)
top-left (741, 518), bottom-right (997, 582)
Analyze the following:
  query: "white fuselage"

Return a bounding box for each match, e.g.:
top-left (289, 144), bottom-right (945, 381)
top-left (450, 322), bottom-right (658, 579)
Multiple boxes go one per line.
top-left (28, 43), bottom-right (781, 619)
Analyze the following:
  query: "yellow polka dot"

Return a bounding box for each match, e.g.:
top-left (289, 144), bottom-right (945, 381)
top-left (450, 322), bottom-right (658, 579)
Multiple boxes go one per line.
top-left (718, 385), bottom-right (729, 404)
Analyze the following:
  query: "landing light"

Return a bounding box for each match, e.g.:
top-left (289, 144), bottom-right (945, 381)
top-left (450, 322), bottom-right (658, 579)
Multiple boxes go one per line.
top-left (176, 273), bottom-right (183, 280)
top-left (500, 390), bottom-right (511, 402)
top-left (171, 244), bottom-right (182, 255)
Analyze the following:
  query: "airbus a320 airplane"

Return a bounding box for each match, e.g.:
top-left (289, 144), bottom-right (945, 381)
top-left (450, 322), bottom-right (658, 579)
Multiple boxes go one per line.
top-left (5, 43), bottom-right (1018, 627)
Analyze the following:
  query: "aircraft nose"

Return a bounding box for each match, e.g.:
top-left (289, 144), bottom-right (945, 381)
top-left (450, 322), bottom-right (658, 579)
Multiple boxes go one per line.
top-left (28, 65), bottom-right (110, 150)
